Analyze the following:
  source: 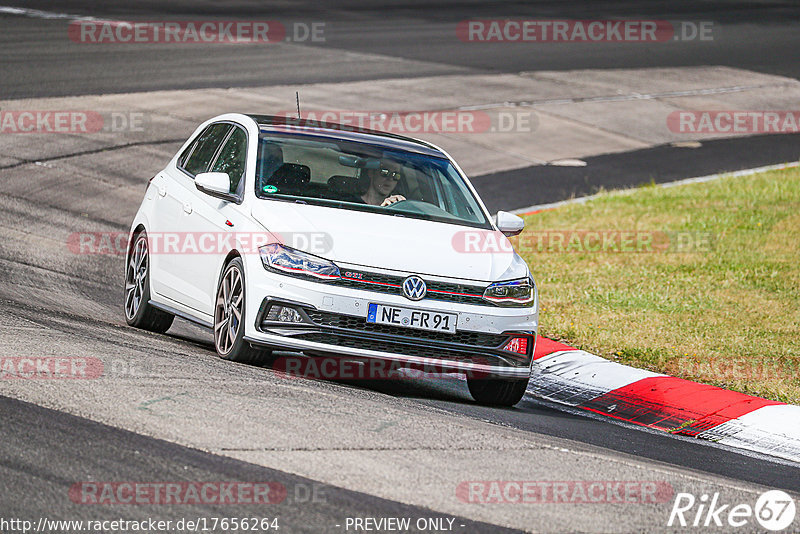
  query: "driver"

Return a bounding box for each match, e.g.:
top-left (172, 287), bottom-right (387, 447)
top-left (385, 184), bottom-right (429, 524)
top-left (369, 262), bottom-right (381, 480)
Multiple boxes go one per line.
top-left (360, 158), bottom-right (406, 206)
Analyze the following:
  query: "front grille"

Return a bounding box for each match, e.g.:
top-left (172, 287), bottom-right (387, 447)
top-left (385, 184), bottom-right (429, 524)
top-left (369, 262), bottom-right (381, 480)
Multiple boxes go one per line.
top-left (304, 310), bottom-right (507, 347)
top-left (336, 276), bottom-right (398, 294)
top-left (336, 269), bottom-right (489, 306)
top-left (256, 299), bottom-right (534, 368)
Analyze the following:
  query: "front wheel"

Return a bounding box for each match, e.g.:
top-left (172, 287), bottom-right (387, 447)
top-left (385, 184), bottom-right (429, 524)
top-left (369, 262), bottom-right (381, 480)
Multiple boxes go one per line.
top-left (214, 257), bottom-right (271, 365)
top-left (467, 376), bottom-right (529, 407)
top-left (124, 231), bottom-right (174, 333)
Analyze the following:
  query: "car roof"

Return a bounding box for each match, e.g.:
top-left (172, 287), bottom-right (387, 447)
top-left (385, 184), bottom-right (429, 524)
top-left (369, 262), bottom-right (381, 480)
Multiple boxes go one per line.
top-left (247, 114), bottom-right (446, 158)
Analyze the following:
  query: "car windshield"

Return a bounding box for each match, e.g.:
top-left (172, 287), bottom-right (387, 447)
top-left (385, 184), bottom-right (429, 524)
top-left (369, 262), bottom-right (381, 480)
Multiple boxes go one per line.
top-left (254, 132), bottom-right (491, 229)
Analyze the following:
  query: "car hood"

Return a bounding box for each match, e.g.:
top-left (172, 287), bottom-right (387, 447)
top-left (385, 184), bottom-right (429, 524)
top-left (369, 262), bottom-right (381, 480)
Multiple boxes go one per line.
top-left (250, 201), bottom-right (524, 282)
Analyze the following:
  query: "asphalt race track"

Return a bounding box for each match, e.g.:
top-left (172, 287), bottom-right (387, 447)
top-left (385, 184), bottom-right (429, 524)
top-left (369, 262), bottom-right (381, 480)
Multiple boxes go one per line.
top-left (1, 1), bottom-right (799, 532)
top-left (1, 395), bottom-right (513, 533)
top-left (2, 0), bottom-right (799, 98)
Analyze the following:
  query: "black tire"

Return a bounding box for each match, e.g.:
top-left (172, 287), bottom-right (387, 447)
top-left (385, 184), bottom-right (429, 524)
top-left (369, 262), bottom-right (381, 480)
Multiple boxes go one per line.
top-left (467, 376), bottom-right (529, 407)
top-left (214, 257), bottom-right (272, 365)
top-left (124, 231), bottom-right (174, 333)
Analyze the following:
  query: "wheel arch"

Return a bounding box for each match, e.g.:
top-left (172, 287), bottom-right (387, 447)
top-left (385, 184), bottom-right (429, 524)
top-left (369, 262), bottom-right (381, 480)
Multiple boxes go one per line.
top-left (216, 249), bottom-right (243, 289)
top-left (126, 223), bottom-right (147, 263)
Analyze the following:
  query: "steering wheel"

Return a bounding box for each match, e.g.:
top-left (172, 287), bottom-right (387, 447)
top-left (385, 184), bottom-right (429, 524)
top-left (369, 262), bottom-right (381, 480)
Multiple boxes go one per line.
top-left (383, 199), bottom-right (408, 209)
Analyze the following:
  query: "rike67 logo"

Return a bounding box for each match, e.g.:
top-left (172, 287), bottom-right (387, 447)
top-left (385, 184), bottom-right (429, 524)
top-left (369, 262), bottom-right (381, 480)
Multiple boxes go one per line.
top-left (668, 490), bottom-right (796, 531)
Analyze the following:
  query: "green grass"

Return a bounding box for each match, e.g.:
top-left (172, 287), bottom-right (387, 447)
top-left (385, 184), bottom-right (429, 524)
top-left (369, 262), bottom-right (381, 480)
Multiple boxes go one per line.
top-left (518, 166), bottom-right (800, 403)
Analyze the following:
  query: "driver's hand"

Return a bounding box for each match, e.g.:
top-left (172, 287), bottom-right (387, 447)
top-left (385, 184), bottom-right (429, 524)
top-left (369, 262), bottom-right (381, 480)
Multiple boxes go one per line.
top-left (381, 195), bottom-right (406, 207)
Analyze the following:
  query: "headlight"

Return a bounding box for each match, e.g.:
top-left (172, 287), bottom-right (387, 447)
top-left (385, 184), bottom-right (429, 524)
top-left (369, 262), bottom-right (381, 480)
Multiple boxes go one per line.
top-left (483, 278), bottom-right (535, 307)
top-left (259, 243), bottom-right (340, 281)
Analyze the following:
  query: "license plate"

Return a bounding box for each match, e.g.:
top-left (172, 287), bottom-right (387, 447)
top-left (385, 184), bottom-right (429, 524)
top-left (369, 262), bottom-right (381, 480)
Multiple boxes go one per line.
top-left (367, 303), bottom-right (457, 334)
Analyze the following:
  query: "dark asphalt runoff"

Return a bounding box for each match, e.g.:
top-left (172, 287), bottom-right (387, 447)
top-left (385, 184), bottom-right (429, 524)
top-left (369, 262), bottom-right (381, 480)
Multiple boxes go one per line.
top-left (473, 132), bottom-right (800, 213)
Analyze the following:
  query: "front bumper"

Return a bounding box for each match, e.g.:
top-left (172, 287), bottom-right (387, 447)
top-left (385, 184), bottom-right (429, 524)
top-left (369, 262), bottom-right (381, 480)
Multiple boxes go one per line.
top-left (241, 255), bottom-right (538, 378)
top-left (245, 299), bottom-right (536, 379)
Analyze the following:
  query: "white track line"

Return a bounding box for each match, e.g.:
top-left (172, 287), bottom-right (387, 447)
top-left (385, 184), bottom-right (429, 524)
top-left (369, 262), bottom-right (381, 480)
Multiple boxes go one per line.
top-left (0, 5), bottom-right (106, 22)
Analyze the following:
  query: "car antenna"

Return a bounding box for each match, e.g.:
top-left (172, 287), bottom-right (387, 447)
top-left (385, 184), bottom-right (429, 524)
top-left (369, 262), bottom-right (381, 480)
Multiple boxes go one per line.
top-left (295, 91), bottom-right (301, 119)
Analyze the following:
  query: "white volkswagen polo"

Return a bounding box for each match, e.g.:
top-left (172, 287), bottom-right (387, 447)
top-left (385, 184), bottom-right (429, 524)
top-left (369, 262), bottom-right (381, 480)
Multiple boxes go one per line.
top-left (125, 113), bottom-right (537, 405)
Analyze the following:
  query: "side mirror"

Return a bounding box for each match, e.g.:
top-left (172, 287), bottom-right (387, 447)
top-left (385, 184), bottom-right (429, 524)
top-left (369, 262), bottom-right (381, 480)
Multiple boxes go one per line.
top-left (495, 210), bottom-right (525, 237)
top-left (195, 172), bottom-right (236, 201)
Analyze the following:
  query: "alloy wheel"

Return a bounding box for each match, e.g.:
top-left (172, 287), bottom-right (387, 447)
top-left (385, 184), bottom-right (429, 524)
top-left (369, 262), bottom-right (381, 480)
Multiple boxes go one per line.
top-left (125, 236), bottom-right (148, 320)
top-left (214, 264), bottom-right (244, 355)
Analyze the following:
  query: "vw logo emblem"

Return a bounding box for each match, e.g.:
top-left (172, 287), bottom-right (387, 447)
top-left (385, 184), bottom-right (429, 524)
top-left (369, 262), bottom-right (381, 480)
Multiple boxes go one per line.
top-left (402, 276), bottom-right (427, 301)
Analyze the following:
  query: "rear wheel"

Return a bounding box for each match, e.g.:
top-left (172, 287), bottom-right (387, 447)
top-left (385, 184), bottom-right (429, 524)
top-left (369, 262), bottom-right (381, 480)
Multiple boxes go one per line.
top-left (214, 257), bottom-right (271, 365)
top-left (124, 231), bottom-right (174, 333)
top-left (467, 376), bottom-right (529, 407)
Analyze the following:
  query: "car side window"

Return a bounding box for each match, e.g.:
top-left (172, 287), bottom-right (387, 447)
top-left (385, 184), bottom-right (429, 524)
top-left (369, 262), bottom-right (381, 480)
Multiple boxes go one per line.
top-left (209, 126), bottom-right (247, 194)
top-left (177, 140), bottom-right (195, 169)
top-left (181, 123), bottom-right (232, 177)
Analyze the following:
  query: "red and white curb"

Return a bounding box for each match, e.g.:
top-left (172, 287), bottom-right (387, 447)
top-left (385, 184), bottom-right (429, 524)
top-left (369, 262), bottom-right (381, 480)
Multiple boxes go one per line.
top-left (529, 337), bottom-right (800, 464)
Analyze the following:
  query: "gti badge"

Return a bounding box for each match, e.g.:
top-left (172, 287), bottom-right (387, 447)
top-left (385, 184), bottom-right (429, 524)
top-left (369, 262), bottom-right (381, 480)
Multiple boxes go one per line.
top-left (402, 276), bottom-right (427, 301)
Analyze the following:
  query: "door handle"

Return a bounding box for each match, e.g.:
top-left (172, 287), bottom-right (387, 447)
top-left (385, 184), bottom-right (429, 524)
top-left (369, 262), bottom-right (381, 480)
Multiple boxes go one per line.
top-left (183, 202), bottom-right (193, 214)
